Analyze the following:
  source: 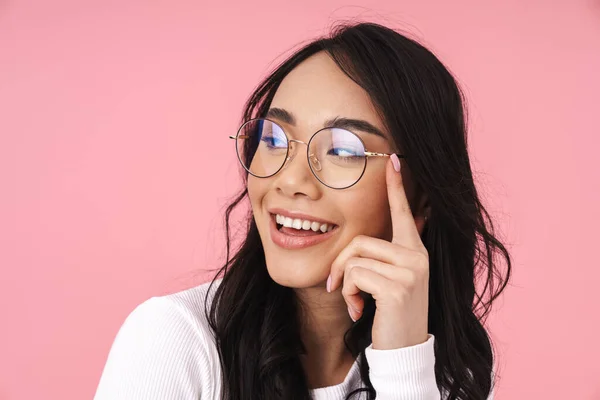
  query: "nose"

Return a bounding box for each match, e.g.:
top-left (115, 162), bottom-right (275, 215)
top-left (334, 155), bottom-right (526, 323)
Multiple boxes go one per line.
top-left (273, 140), bottom-right (321, 200)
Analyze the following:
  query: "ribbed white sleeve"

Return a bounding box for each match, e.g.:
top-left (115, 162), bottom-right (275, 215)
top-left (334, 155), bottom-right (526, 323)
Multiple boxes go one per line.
top-left (365, 335), bottom-right (441, 400)
top-left (94, 280), bottom-right (495, 400)
top-left (365, 335), bottom-right (494, 400)
top-left (94, 297), bottom-right (217, 400)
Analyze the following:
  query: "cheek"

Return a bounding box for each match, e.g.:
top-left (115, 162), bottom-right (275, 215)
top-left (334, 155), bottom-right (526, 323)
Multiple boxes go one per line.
top-left (340, 182), bottom-right (392, 239)
top-left (247, 176), bottom-right (275, 241)
top-left (247, 176), bottom-right (264, 211)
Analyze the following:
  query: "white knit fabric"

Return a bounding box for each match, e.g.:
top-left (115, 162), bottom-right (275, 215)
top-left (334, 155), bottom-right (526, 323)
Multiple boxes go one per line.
top-left (94, 279), bottom-right (493, 399)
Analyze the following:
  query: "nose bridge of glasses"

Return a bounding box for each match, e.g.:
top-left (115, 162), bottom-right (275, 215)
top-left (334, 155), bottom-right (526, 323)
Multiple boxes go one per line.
top-left (288, 138), bottom-right (308, 147)
top-left (285, 138), bottom-right (307, 163)
top-left (285, 138), bottom-right (323, 172)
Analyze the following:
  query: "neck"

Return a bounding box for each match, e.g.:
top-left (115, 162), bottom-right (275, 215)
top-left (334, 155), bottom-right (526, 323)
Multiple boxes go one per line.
top-left (294, 286), bottom-right (356, 389)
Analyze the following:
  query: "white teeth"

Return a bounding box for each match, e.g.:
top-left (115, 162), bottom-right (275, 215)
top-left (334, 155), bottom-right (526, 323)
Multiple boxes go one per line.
top-left (275, 214), bottom-right (335, 233)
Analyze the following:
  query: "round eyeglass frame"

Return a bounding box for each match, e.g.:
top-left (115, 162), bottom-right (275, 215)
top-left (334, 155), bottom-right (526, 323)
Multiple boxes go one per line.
top-left (229, 117), bottom-right (406, 190)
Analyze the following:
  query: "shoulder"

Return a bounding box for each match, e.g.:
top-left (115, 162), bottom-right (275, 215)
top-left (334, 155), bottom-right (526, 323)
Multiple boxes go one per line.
top-left (160, 277), bottom-right (222, 331)
top-left (94, 278), bottom-right (223, 400)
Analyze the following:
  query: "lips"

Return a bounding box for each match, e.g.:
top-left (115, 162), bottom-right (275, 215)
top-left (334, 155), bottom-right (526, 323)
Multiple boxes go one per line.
top-left (268, 208), bottom-right (336, 227)
top-left (275, 213), bottom-right (334, 233)
top-left (269, 213), bottom-right (338, 249)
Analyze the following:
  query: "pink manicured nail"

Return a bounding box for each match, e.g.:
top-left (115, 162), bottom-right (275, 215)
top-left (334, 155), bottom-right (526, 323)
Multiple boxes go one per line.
top-left (326, 275), bottom-right (332, 293)
top-left (348, 307), bottom-right (356, 322)
top-left (390, 153), bottom-right (401, 172)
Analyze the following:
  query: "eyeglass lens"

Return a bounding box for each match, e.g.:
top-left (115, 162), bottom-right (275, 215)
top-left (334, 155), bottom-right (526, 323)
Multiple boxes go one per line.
top-left (235, 119), bottom-right (367, 189)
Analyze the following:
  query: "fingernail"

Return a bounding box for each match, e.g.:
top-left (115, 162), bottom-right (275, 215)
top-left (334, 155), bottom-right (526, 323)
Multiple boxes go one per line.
top-left (348, 306), bottom-right (357, 322)
top-left (326, 275), bottom-right (331, 293)
top-left (391, 153), bottom-right (401, 172)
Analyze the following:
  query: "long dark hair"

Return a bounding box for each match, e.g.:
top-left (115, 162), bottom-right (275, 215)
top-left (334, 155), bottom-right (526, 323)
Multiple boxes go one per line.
top-left (205, 21), bottom-right (511, 400)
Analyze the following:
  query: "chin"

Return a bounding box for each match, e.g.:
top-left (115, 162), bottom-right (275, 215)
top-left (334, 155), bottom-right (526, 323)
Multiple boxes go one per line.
top-left (265, 257), bottom-right (328, 289)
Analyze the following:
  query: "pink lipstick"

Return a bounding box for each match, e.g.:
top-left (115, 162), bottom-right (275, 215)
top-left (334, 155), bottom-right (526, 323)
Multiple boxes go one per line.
top-left (269, 215), bottom-right (338, 249)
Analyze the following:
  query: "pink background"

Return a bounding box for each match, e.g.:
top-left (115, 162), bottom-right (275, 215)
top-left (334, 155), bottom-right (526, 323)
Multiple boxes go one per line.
top-left (1, 0), bottom-right (599, 399)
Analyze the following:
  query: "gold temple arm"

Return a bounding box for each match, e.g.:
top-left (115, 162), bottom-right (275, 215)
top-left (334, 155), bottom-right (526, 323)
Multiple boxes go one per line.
top-left (228, 138), bottom-right (406, 159)
top-left (364, 151), bottom-right (406, 158)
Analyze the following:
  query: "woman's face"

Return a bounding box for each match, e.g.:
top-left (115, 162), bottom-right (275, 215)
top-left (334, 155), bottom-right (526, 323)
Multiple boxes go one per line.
top-left (248, 51), bottom-right (420, 289)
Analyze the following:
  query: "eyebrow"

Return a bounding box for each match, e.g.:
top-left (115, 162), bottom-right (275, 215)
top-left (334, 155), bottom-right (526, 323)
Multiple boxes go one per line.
top-left (265, 107), bottom-right (386, 139)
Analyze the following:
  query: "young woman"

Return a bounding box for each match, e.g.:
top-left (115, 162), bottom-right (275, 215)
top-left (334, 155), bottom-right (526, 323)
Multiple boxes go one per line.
top-left (95, 22), bottom-right (511, 400)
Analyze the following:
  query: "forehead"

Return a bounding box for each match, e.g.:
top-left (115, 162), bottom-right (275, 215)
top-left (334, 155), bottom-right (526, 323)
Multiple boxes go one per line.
top-left (270, 52), bottom-right (387, 137)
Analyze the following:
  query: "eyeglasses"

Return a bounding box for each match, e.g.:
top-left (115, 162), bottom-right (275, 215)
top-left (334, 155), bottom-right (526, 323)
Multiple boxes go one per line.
top-left (229, 118), bottom-right (405, 189)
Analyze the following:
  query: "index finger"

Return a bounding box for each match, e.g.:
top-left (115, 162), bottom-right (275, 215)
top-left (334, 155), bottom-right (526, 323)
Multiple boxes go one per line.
top-left (387, 154), bottom-right (421, 247)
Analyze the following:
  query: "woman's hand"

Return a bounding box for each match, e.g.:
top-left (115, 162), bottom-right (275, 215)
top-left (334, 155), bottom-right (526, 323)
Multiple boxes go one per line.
top-left (327, 154), bottom-right (430, 350)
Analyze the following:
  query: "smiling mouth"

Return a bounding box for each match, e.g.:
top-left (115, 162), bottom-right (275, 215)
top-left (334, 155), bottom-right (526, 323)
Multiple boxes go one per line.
top-left (274, 213), bottom-right (337, 236)
top-left (269, 213), bottom-right (338, 249)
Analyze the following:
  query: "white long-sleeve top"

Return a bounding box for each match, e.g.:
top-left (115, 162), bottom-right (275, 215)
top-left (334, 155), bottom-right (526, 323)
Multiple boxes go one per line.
top-left (94, 279), bottom-right (493, 399)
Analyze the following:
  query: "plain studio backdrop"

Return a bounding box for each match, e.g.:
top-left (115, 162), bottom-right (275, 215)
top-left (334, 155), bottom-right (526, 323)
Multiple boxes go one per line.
top-left (1, 0), bottom-right (599, 399)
